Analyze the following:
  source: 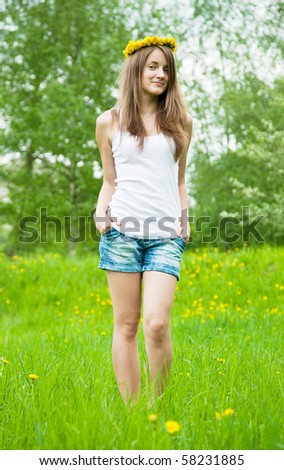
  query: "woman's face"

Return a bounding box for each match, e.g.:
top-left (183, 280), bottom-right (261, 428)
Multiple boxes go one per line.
top-left (141, 48), bottom-right (169, 97)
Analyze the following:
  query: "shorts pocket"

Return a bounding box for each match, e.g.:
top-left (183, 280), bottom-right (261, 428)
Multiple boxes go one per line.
top-left (174, 236), bottom-right (186, 249)
top-left (101, 227), bottom-right (122, 240)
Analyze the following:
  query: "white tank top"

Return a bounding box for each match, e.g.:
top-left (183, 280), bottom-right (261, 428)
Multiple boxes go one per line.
top-left (108, 130), bottom-right (181, 239)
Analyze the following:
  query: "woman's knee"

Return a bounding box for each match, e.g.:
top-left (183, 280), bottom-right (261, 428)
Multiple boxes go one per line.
top-left (114, 316), bottom-right (140, 340)
top-left (143, 317), bottom-right (169, 343)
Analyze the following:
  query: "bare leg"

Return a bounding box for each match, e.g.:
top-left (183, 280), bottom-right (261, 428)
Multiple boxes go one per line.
top-left (105, 271), bottom-right (142, 404)
top-left (142, 271), bottom-right (177, 400)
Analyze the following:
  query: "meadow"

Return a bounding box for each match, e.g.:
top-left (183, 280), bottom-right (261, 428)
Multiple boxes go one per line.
top-left (0, 244), bottom-right (283, 450)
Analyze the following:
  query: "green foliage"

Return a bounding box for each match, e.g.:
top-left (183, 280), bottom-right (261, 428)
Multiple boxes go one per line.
top-left (0, 0), bottom-right (283, 252)
top-left (0, 246), bottom-right (283, 449)
top-left (0, 0), bottom-right (131, 252)
top-left (192, 77), bottom-right (284, 246)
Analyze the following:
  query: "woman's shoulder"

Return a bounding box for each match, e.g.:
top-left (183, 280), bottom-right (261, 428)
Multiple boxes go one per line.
top-left (96, 109), bottom-right (115, 128)
top-left (183, 113), bottom-right (193, 136)
top-left (96, 108), bottom-right (120, 142)
top-left (184, 112), bottom-right (193, 126)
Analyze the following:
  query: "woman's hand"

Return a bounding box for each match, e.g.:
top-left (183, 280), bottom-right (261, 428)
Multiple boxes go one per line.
top-left (94, 212), bottom-right (112, 235)
top-left (181, 222), bottom-right (190, 243)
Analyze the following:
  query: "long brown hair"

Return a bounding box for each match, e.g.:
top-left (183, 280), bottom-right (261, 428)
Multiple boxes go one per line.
top-left (112, 45), bottom-right (188, 160)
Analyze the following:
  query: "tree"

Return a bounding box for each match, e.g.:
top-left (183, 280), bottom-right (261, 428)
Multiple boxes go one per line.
top-left (0, 0), bottom-right (130, 253)
top-left (191, 76), bottom-right (284, 246)
top-left (169, 0), bottom-right (284, 246)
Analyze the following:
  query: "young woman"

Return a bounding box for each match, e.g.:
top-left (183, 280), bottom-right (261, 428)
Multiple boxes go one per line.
top-left (94, 35), bottom-right (192, 405)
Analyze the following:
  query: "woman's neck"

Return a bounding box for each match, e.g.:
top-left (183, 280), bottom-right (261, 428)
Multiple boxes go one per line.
top-left (140, 94), bottom-right (158, 117)
top-left (140, 105), bottom-right (159, 135)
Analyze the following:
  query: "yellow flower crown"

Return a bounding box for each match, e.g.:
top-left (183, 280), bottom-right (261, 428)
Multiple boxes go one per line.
top-left (123, 35), bottom-right (177, 57)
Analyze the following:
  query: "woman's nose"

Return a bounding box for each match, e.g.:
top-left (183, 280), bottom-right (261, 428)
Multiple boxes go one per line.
top-left (156, 68), bottom-right (164, 78)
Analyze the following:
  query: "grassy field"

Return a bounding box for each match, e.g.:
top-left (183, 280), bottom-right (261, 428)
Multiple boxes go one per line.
top-left (0, 244), bottom-right (283, 450)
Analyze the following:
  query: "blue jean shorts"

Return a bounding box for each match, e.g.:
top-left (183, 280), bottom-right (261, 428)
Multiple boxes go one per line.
top-left (98, 227), bottom-right (186, 281)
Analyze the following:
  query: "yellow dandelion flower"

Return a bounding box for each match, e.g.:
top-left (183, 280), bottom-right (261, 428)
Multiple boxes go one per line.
top-left (2, 358), bottom-right (10, 365)
top-left (152, 35), bottom-right (159, 44)
top-left (215, 411), bottom-right (222, 420)
top-left (6, 299), bottom-right (11, 304)
top-left (271, 307), bottom-right (278, 313)
top-left (123, 36), bottom-right (177, 57)
top-left (148, 414), bottom-right (158, 423)
top-left (222, 408), bottom-right (235, 417)
top-left (165, 420), bottom-right (181, 434)
top-left (55, 301), bottom-right (61, 306)
top-left (227, 281), bottom-right (233, 286)
top-left (217, 358), bottom-right (226, 363)
top-left (29, 373), bottom-right (39, 380)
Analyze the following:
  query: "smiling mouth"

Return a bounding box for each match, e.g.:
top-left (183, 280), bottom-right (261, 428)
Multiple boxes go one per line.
top-left (152, 82), bottom-right (164, 86)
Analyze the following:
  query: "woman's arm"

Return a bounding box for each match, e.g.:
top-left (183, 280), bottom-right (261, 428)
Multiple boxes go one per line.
top-left (178, 114), bottom-right (193, 242)
top-left (94, 110), bottom-right (117, 234)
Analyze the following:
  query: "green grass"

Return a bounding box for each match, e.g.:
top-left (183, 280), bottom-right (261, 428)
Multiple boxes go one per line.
top-left (0, 244), bottom-right (283, 450)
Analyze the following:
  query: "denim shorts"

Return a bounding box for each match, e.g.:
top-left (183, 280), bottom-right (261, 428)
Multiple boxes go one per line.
top-left (98, 227), bottom-right (186, 281)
